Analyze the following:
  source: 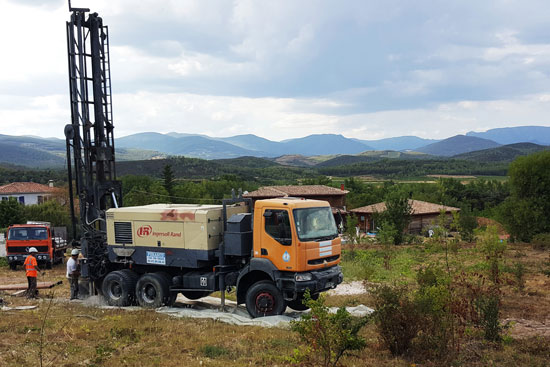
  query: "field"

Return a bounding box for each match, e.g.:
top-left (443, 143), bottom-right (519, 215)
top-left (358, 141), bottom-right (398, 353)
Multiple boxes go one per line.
top-left (1, 240), bottom-right (549, 367)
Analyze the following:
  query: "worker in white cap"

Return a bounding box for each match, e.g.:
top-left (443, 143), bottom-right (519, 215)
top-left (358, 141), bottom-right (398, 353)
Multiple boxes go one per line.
top-left (66, 249), bottom-right (81, 300)
top-left (23, 247), bottom-right (41, 298)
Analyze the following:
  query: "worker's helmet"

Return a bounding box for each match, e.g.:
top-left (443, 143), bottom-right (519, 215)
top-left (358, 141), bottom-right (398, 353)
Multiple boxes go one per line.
top-left (28, 247), bottom-right (38, 253)
top-left (71, 249), bottom-right (80, 256)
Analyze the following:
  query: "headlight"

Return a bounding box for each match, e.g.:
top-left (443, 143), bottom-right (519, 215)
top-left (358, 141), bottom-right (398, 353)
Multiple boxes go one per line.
top-left (8, 256), bottom-right (13, 261)
top-left (295, 273), bottom-right (312, 282)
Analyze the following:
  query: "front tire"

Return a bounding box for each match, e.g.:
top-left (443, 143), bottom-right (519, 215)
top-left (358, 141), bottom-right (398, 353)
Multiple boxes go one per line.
top-left (102, 271), bottom-right (136, 307)
top-left (135, 273), bottom-right (170, 308)
top-left (9, 263), bottom-right (17, 271)
top-left (245, 281), bottom-right (286, 318)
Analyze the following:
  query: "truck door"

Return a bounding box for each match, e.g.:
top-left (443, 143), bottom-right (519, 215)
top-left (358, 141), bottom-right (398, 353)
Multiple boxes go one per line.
top-left (261, 209), bottom-right (296, 271)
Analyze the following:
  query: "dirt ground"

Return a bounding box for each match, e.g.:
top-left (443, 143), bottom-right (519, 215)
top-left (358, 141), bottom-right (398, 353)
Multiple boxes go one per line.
top-left (1, 245), bottom-right (549, 366)
top-left (2, 246), bottom-right (549, 339)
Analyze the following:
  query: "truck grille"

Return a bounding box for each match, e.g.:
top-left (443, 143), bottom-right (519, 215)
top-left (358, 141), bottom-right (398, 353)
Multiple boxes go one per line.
top-left (308, 255), bottom-right (339, 265)
top-left (7, 246), bottom-right (49, 254)
top-left (114, 222), bottom-right (133, 244)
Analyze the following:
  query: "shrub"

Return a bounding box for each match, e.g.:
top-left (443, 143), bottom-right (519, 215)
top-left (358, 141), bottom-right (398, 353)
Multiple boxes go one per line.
top-left (475, 293), bottom-right (504, 342)
top-left (510, 262), bottom-right (526, 292)
top-left (200, 345), bottom-right (230, 358)
top-left (479, 226), bottom-right (507, 285)
top-left (371, 285), bottom-right (422, 356)
top-left (290, 291), bottom-right (368, 367)
top-left (404, 234), bottom-right (423, 245)
top-left (532, 233), bottom-right (550, 250)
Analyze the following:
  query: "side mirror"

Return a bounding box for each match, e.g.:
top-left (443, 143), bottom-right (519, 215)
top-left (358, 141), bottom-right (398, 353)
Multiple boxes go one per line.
top-left (263, 211), bottom-right (273, 218)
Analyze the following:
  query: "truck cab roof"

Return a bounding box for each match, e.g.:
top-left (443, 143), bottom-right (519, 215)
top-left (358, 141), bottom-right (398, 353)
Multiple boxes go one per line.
top-left (254, 198), bottom-right (332, 210)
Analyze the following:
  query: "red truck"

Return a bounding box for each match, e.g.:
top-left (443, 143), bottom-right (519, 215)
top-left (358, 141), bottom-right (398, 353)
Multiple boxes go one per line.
top-left (5, 222), bottom-right (68, 270)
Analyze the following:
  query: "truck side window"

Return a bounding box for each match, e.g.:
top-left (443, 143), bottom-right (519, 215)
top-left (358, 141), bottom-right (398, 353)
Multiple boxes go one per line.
top-left (264, 209), bottom-right (292, 245)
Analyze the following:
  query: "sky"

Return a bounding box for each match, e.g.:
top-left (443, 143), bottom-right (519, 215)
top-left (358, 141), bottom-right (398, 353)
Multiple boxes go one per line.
top-left (0, 0), bottom-right (549, 141)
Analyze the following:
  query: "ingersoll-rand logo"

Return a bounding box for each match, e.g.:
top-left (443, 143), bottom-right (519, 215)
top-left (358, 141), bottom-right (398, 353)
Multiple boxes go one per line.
top-left (137, 225), bottom-right (152, 237)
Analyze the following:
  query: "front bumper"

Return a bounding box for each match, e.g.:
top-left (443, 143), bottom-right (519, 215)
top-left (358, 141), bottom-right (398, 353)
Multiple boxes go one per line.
top-left (277, 265), bottom-right (344, 297)
top-left (7, 254), bottom-right (50, 264)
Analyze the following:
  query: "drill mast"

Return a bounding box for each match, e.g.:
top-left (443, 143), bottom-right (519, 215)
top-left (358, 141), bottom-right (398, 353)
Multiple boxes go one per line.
top-left (65, 3), bottom-right (121, 280)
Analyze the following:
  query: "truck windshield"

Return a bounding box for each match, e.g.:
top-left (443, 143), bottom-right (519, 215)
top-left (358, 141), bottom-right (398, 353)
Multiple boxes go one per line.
top-left (293, 207), bottom-right (338, 242)
top-left (8, 227), bottom-right (48, 241)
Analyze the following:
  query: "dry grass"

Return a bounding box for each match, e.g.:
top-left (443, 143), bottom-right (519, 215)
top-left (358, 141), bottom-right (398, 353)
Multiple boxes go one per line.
top-left (1, 244), bottom-right (549, 366)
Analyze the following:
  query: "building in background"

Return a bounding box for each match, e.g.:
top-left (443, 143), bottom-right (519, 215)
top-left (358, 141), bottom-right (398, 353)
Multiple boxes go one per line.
top-left (0, 181), bottom-right (58, 206)
top-left (351, 199), bottom-right (460, 235)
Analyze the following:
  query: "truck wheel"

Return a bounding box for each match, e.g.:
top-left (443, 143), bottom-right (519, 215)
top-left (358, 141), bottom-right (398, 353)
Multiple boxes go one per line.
top-left (245, 281), bottom-right (286, 318)
top-left (9, 263), bottom-right (17, 271)
top-left (135, 273), bottom-right (170, 308)
top-left (45, 261), bottom-right (53, 270)
top-left (102, 271), bottom-right (135, 307)
top-left (155, 272), bottom-right (177, 306)
top-left (287, 292), bottom-right (319, 311)
top-left (119, 269), bottom-right (139, 304)
top-left (182, 291), bottom-right (211, 300)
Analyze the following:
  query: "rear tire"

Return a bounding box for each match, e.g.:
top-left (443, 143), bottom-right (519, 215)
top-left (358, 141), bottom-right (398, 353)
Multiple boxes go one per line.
top-left (102, 271), bottom-right (135, 307)
top-left (119, 269), bottom-right (139, 304)
top-left (135, 273), bottom-right (170, 308)
top-left (157, 272), bottom-right (176, 306)
top-left (245, 280), bottom-right (286, 318)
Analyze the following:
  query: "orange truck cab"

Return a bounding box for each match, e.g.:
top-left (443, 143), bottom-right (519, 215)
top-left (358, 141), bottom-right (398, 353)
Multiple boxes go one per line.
top-left (235, 198), bottom-right (343, 315)
top-left (5, 223), bottom-right (68, 270)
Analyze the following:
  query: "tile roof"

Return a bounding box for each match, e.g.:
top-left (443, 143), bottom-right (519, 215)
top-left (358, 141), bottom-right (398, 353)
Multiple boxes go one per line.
top-left (351, 199), bottom-right (460, 215)
top-left (243, 185), bottom-right (349, 198)
top-left (0, 182), bottom-right (57, 195)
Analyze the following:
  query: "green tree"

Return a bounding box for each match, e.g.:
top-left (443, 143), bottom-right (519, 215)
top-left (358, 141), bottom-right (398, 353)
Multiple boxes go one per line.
top-left (380, 191), bottom-right (412, 245)
top-left (24, 201), bottom-right (71, 228)
top-left (162, 164), bottom-right (175, 200)
top-left (456, 208), bottom-right (477, 242)
top-left (499, 151), bottom-right (550, 241)
top-left (0, 198), bottom-right (26, 228)
top-left (122, 176), bottom-right (170, 206)
top-left (345, 214), bottom-right (359, 244)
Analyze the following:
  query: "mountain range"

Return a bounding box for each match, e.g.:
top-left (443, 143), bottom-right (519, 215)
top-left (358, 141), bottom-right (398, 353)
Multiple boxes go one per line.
top-left (0, 125), bottom-right (549, 168)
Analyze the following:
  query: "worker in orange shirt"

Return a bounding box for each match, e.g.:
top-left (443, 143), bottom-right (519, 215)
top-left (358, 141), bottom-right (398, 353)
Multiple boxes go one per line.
top-left (23, 247), bottom-right (42, 299)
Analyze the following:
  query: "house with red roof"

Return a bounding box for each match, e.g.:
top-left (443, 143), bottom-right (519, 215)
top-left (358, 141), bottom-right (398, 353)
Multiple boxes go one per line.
top-left (0, 181), bottom-right (58, 205)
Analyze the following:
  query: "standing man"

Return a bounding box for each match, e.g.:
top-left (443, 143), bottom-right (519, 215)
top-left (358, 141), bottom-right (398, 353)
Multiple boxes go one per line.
top-left (23, 247), bottom-right (41, 299)
top-left (66, 249), bottom-right (80, 300)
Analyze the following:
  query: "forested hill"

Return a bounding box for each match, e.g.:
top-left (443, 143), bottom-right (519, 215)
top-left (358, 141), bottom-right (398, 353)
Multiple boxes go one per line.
top-left (416, 135), bottom-right (501, 156)
top-left (316, 159), bottom-right (509, 177)
top-left (315, 151), bottom-right (432, 168)
top-left (115, 156), bottom-right (316, 183)
top-left (452, 143), bottom-right (549, 162)
top-left (0, 163), bottom-right (67, 185)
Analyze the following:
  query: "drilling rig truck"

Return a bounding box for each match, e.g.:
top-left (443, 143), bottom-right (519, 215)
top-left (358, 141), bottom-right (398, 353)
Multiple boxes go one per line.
top-left (64, 4), bottom-right (342, 317)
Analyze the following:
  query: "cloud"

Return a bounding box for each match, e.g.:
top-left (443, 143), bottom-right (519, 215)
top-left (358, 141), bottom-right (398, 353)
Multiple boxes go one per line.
top-left (1, 0), bottom-right (550, 141)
